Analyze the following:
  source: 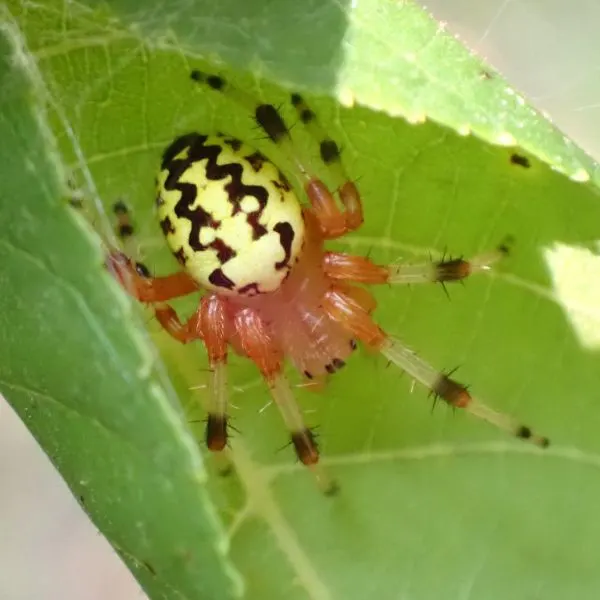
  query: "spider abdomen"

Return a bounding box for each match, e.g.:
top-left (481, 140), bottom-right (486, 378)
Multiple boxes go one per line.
top-left (156, 133), bottom-right (305, 296)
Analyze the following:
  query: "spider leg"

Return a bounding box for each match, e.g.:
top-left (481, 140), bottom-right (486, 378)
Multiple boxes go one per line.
top-left (98, 200), bottom-right (201, 342)
top-left (290, 93), bottom-right (363, 231)
top-left (106, 250), bottom-right (199, 303)
top-left (103, 199), bottom-right (199, 303)
top-left (323, 240), bottom-right (511, 286)
top-left (69, 191), bottom-right (202, 347)
top-left (112, 199), bottom-right (137, 252)
top-left (322, 286), bottom-right (550, 447)
top-left (151, 301), bottom-right (202, 344)
top-left (199, 294), bottom-right (230, 452)
top-left (190, 70), bottom-right (363, 239)
top-left (234, 306), bottom-right (338, 494)
top-left (105, 248), bottom-right (200, 344)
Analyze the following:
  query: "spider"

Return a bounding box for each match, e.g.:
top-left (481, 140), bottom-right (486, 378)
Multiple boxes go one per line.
top-left (106, 69), bottom-right (549, 493)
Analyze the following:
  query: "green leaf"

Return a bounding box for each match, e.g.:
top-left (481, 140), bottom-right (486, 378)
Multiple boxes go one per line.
top-left (3, 1), bottom-right (600, 599)
top-left (0, 13), bottom-right (239, 600)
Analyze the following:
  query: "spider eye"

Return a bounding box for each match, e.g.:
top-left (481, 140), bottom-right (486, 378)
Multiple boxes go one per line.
top-left (135, 262), bottom-right (151, 278)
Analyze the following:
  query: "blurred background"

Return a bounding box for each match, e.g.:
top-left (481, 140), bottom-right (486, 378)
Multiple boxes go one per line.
top-left (1, 1), bottom-right (599, 598)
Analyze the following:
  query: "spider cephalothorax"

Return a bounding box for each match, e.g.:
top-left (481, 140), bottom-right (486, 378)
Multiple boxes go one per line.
top-left (106, 69), bottom-right (549, 493)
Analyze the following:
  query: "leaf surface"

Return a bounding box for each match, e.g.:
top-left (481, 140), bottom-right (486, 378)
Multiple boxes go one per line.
top-left (3, 1), bottom-right (600, 599)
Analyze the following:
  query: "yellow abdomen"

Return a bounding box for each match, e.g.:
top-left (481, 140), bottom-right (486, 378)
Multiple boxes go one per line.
top-left (156, 133), bottom-right (305, 296)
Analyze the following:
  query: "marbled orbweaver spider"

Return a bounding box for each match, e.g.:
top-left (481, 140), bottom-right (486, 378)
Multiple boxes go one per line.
top-left (107, 70), bottom-right (549, 493)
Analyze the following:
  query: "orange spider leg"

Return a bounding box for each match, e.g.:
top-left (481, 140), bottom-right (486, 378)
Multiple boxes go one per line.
top-left (106, 200), bottom-right (199, 303)
top-left (153, 302), bottom-right (202, 344)
top-left (323, 240), bottom-right (512, 286)
top-left (234, 307), bottom-right (338, 494)
top-left (305, 180), bottom-right (363, 239)
top-left (291, 93), bottom-right (363, 236)
top-left (190, 70), bottom-right (363, 239)
top-left (323, 252), bottom-right (389, 284)
top-left (199, 294), bottom-right (230, 452)
top-left (322, 286), bottom-right (550, 447)
top-left (106, 250), bottom-right (199, 303)
top-left (334, 281), bottom-right (378, 315)
top-left (106, 250), bottom-right (202, 343)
